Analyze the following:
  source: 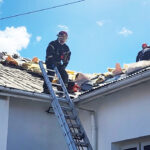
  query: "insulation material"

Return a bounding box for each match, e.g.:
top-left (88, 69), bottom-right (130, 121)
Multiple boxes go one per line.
top-left (124, 60), bottom-right (150, 74)
top-left (75, 73), bottom-right (90, 86)
top-left (67, 70), bottom-right (77, 81)
top-left (108, 63), bottom-right (124, 76)
top-left (4, 52), bottom-right (150, 91)
top-left (112, 63), bottom-right (123, 75)
top-left (95, 75), bottom-right (105, 84)
top-left (22, 62), bottom-right (46, 74)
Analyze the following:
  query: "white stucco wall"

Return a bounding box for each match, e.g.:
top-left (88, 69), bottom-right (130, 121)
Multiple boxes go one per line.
top-left (0, 96), bottom-right (9, 150)
top-left (79, 80), bottom-right (150, 150)
top-left (2, 79), bottom-right (150, 150)
top-left (7, 98), bottom-right (68, 150)
top-left (78, 108), bottom-right (94, 147)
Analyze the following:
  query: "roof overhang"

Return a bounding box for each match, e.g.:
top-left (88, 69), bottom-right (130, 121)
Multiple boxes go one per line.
top-left (75, 69), bottom-right (150, 105)
top-left (0, 86), bottom-right (51, 103)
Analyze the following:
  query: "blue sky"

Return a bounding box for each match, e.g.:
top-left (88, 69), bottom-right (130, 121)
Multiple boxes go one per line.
top-left (0, 0), bottom-right (150, 73)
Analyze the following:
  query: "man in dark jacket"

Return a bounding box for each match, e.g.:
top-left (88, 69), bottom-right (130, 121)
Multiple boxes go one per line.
top-left (136, 43), bottom-right (150, 62)
top-left (43, 31), bottom-right (71, 93)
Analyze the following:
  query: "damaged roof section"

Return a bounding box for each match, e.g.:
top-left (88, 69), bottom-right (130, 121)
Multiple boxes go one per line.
top-left (79, 66), bottom-right (150, 97)
top-left (0, 52), bottom-right (150, 99)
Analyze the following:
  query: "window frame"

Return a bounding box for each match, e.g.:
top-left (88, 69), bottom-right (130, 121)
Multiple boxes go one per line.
top-left (141, 141), bottom-right (150, 150)
top-left (121, 143), bottom-right (139, 150)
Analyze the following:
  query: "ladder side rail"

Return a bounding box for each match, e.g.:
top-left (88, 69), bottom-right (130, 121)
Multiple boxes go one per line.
top-left (51, 100), bottom-right (77, 150)
top-left (55, 67), bottom-right (93, 150)
top-left (74, 117), bottom-right (93, 150)
top-left (39, 61), bottom-right (77, 150)
top-left (54, 67), bottom-right (71, 99)
top-left (39, 62), bottom-right (57, 101)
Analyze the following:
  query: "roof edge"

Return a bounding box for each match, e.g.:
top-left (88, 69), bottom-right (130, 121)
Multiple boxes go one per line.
top-left (75, 69), bottom-right (150, 104)
top-left (0, 86), bottom-right (51, 102)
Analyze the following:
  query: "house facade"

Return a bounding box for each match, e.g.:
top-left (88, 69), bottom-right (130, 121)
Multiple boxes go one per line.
top-left (1, 64), bottom-right (150, 150)
top-left (76, 67), bottom-right (150, 150)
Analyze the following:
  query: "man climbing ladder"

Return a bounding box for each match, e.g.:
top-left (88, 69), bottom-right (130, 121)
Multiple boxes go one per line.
top-left (43, 31), bottom-right (71, 94)
top-left (39, 61), bottom-right (93, 150)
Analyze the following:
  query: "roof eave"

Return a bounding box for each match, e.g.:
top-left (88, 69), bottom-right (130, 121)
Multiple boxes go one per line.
top-left (0, 86), bottom-right (51, 102)
top-left (75, 70), bottom-right (150, 105)
top-left (1, 69), bottom-right (150, 105)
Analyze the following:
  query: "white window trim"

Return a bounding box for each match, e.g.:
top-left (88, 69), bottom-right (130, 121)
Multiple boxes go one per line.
top-left (121, 143), bottom-right (139, 150)
top-left (141, 141), bottom-right (150, 150)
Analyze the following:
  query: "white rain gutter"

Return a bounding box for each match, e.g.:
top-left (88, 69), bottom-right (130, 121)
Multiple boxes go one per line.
top-left (75, 69), bottom-right (150, 105)
top-left (0, 86), bottom-right (51, 102)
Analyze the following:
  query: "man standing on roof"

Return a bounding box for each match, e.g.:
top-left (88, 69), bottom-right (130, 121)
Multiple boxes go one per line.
top-left (43, 31), bottom-right (71, 93)
top-left (136, 43), bottom-right (150, 62)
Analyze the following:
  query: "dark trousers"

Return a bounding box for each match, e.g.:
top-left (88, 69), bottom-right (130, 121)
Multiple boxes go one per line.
top-left (43, 64), bottom-right (68, 92)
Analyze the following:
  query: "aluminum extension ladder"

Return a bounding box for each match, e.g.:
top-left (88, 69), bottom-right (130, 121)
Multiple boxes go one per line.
top-left (39, 61), bottom-right (93, 150)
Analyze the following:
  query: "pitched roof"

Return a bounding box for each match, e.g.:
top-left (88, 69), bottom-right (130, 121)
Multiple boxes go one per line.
top-left (75, 66), bottom-right (150, 103)
top-left (80, 67), bottom-right (150, 96)
top-left (0, 62), bottom-right (150, 102)
top-left (0, 64), bottom-right (43, 93)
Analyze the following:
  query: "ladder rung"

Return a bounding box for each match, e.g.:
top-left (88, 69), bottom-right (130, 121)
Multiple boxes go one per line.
top-left (52, 83), bottom-right (61, 87)
top-left (65, 114), bottom-right (77, 120)
top-left (47, 69), bottom-right (55, 72)
top-left (68, 123), bottom-right (80, 129)
top-left (72, 132), bottom-right (84, 140)
top-left (75, 141), bottom-right (88, 147)
top-left (61, 106), bottom-right (72, 111)
top-left (58, 98), bottom-right (69, 103)
top-left (48, 75), bottom-right (55, 78)
top-left (55, 90), bottom-right (64, 94)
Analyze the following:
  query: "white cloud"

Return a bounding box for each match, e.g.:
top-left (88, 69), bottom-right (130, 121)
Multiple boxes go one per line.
top-left (96, 21), bottom-right (104, 27)
top-left (57, 25), bottom-right (69, 32)
top-left (0, 26), bottom-right (31, 54)
top-left (36, 36), bottom-right (42, 42)
top-left (119, 27), bottom-right (133, 37)
top-left (0, 0), bottom-right (3, 3)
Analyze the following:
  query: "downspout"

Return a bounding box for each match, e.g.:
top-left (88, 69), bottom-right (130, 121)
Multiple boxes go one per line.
top-left (78, 107), bottom-right (97, 150)
top-left (6, 96), bottom-right (9, 150)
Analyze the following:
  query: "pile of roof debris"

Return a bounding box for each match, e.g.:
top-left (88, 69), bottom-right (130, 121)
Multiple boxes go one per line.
top-left (1, 52), bottom-right (150, 94)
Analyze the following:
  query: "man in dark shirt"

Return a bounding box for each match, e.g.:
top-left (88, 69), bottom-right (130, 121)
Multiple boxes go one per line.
top-left (43, 31), bottom-right (71, 93)
top-left (136, 43), bottom-right (150, 62)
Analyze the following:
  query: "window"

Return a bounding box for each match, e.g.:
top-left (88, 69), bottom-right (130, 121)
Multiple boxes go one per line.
top-left (121, 142), bottom-right (150, 150)
top-left (141, 142), bottom-right (150, 150)
top-left (121, 144), bottom-right (139, 150)
top-left (112, 136), bottom-right (150, 150)
top-left (144, 145), bottom-right (150, 150)
top-left (124, 148), bottom-right (137, 150)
